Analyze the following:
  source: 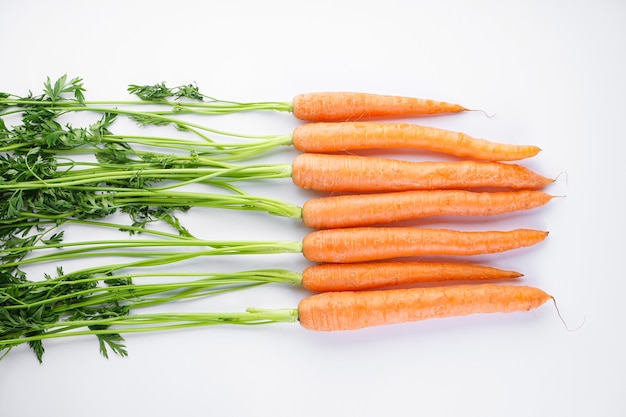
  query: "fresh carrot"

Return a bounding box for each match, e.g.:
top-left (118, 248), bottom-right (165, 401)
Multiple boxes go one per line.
top-left (292, 122), bottom-right (540, 161)
top-left (1, 283), bottom-right (552, 359)
top-left (291, 92), bottom-right (467, 122)
top-left (298, 284), bottom-right (552, 331)
top-left (292, 153), bottom-right (554, 192)
top-left (302, 227), bottom-right (548, 263)
top-left (5, 228), bottom-right (546, 276)
top-left (6, 154), bottom-right (553, 202)
top-left (4, 79), bottom-right (468, 122)
top-left (302, 189), bottom-right (554, 229)
top-left (301, 262), bottom-right (522, 292)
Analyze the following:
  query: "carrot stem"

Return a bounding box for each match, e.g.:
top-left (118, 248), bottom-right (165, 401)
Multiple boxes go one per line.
top-left (0, 239), bottom-right (303, 270)
top-left (0, 308), bottom-right (299, 352)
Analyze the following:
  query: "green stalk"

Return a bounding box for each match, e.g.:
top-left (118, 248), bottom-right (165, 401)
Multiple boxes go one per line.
top-left (109, 189), bottom-right (302, 218)
top-left (1, 126), bottom-right (294, 161)
top-left (4, 269), bottom-right (302, 313)
top-left (69, 219), bottom-right (198, 240)
top-left (0, 239), bottom-right (304, 271)
top-left (2, 102), bottom-right (287, 145)
top-left (0, 308), bottom-right (299, 350)
top-left (0, 164), bottom-right (293, 190)
top-left (0, 219), bottom-right (197, 267)
top-left (101, 134), bottom-right (294, 161)
top-left (0, 97), bottom-right (294, 114)
top-left (3, 188), bottom-right (303, 227)
top-left (34, 134), bottom-right (294, 162)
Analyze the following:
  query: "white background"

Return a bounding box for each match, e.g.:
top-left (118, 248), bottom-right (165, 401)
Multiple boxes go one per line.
top-left (1, 1), bottom-right (625, 416)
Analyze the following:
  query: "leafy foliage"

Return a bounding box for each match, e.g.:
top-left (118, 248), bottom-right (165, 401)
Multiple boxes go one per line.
top-left (92, 330), bottom-right (128, 359)
top-left (0, 266), bottom-right (133, 362)
top-left (0, 75), bottom-right (301, 362)
top-left (127, 81), bottom-right (204, 102)
top-left (42, 74), bottom-right (86, 103)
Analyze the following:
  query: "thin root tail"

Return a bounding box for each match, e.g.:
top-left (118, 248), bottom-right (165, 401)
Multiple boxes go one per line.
top-left (551, 296), bottom-right (585, 332)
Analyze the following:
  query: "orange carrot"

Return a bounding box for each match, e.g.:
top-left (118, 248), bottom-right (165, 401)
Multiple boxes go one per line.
top-left (292, 122), bottom-right (540, 161)
top-left (291, 92), bottom-right (467, 122)
top-left (291, 153), bottom-right (554, 192)
top-left (302, 189), bottom-right (553, 229)
top-left (298, 284), bottom-right (552, 331)
top-left (301, 262), bottom-right (522, 292)
top-left (302, 227), bottom-right (548, 263)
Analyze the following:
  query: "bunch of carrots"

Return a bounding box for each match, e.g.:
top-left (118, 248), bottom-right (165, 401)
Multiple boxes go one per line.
top-left (0, 78), bottom-right (557, 360)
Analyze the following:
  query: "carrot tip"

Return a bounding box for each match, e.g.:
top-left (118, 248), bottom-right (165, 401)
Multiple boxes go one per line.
top-left (467, 108), bottom-right (496, 118)
top-left (551, 296), bottom-right (585, 332)
top-left (554, 171), bottom-right (569, 186)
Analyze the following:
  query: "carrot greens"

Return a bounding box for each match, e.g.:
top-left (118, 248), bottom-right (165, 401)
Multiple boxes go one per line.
top-left (0, 227), bottom-right (303, 362)
top-left (0, 75), bottom-right (307, 263)
top-left (0, 76), bottom-right (309, 362)
top-left (0, 75), bottom-right (295, 161)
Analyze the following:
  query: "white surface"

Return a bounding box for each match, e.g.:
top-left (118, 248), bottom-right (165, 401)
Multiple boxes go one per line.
top-left (1, 1), bottom-right (625, 416)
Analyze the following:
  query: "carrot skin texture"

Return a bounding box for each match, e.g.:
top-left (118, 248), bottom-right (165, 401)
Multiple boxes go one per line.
top-left (298, 284), bottom-right (552, 331)
top-left (302, 190), bottom-right (554, 229)
top-left (291, 93), bottom-right (467, 122)
top-left (291, 153), bottom-right (554, 193)
top-left (301, 262), bottom-right (522, 292)
top-left (301, 227), bottom-right (548, 263)
top-left (292, 122), bottom-right (540, 161)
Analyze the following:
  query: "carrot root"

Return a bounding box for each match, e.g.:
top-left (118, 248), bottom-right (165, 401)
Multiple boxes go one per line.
top-left (301, 262), bottom-right (522, 292)
top-left (292, 153), bottom-right (554, 193)
top-left (302, 227), bottom-right (548, 263)
top-left (298, 284), bottom-right (552, 331)
top-left (302, 190), bottom-right (554, 229)
top-left (291, 92), bottom-right (467, 122)
top-left (292, 122), bottom-right (540, 161)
